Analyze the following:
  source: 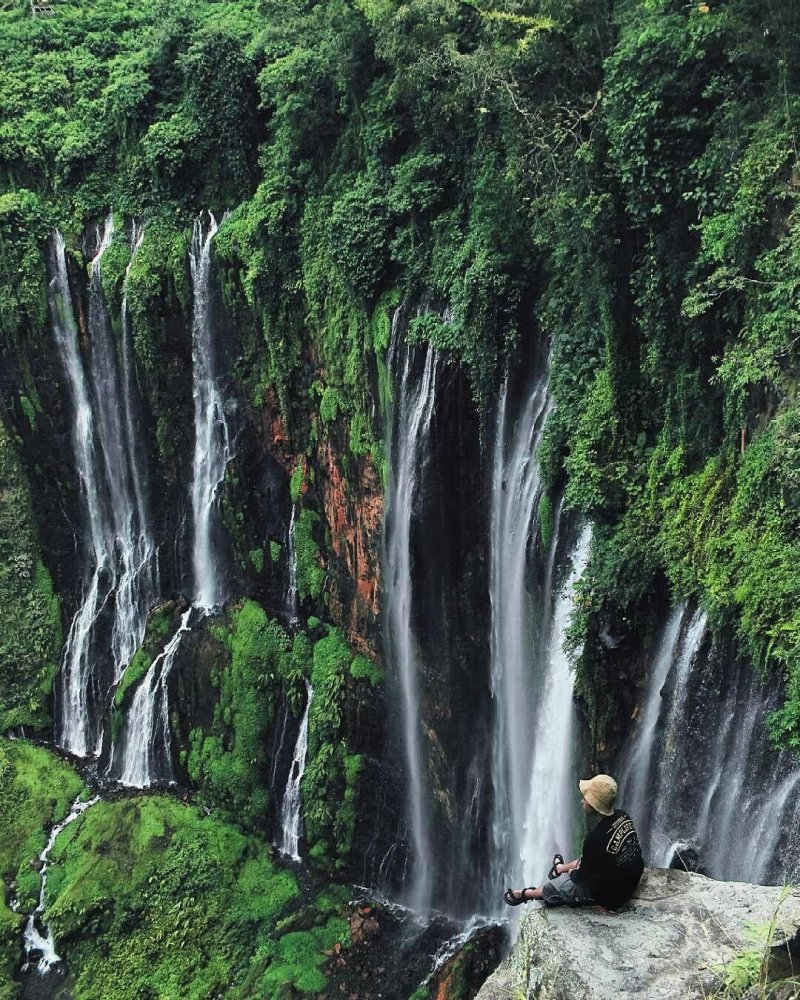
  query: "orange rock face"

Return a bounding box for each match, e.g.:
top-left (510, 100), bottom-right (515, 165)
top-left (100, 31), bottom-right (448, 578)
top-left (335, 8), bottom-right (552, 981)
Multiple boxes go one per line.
top-left (317, 436), bottom-right (383, 658)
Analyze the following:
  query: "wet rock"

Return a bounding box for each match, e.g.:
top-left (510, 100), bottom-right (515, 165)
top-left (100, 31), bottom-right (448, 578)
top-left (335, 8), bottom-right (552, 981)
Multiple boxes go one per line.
top-left (475, 869), bottom-right (800, 1000)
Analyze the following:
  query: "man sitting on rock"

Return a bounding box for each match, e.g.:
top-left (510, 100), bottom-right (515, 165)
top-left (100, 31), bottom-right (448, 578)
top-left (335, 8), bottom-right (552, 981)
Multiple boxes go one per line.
top-left (503, 774), bottom-right (644, 911)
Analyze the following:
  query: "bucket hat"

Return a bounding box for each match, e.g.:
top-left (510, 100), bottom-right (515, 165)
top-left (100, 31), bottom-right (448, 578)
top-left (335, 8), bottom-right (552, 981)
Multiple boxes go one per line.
top-left (579, 774), bottom-right (617, 816)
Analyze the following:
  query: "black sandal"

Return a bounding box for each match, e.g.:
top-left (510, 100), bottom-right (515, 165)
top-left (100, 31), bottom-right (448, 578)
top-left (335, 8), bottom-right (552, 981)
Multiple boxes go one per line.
top-left (503, 887), bottom-right (537, 906)
top-left (548, 854), bottom-right (564, 881)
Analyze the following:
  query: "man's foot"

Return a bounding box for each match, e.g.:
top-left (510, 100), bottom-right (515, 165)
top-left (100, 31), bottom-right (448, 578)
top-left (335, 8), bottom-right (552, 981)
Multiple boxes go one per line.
top-left (503, 887), bottom-right (538, 906)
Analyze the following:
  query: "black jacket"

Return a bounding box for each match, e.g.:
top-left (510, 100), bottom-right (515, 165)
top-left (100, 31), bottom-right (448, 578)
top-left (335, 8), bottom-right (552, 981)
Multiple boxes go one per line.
top-left (571, 809), bottom-right (644, 909)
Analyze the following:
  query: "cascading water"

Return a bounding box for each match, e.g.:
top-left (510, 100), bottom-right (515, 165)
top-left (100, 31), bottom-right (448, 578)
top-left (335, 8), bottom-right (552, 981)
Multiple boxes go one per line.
top-left (618, 604), bottom-right (800, 883)
top-left (518, 524), bottom-right (592, 878)
top-left (51, 229), bottom-right (112, 757)
top-left (109, 211), bottom-right (231, 786)
top-left (277, 681), bottom-right (314, 860)
top-left (22, 796), bottom-right (99, 974)
top-left (115, 222), bottom-right (158, 669)
top-left (616, 604), bottom-right (686, 833)
top-left (286, 504), bottom-right (299, 623)
top-left (111, 608), bottom-right (193, 787)
top-left (489, 374), bottom-right (551, 894)
top-left (383, 312), bottom-right (438, 914)
top-left (617, 606), bottom-right (707, 860)
top-left (52, 218), bottom-right (156, 757)
top-left (190, 211), bottom-right (231, 614)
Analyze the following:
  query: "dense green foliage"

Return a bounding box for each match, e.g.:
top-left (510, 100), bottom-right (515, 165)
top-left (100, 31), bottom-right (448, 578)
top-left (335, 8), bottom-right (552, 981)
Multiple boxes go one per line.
top-left (4, 0), bottom-right (800, 741)
top-left (187, 600), bottom-right (288, 829)
top-left (0, 424), bottom-right (62, 732)
top-left (0, 740), bottom-right (84, 998)
top-left (43, 794), bottom-right (351, 1000)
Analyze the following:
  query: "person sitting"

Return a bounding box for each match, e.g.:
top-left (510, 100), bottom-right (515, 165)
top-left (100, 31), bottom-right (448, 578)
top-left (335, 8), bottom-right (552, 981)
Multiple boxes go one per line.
top-left (503, 774), bottom-right (644, 911)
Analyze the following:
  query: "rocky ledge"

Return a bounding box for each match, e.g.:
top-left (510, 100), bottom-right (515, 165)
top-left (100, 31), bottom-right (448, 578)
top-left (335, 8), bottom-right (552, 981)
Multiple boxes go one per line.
top-left (475, 869), bottom-right (800, 1000)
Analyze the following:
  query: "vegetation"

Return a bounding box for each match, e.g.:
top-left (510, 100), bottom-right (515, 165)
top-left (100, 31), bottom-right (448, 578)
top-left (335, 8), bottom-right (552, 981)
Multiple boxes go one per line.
top-left (187, 599), bottom-right (288, 830)
top-left (0, 424), bottom-right (61, 732)
top-left (43, 795), bottom-right (351, 1000)
top-left (0, 740), bottom-right (84, 998)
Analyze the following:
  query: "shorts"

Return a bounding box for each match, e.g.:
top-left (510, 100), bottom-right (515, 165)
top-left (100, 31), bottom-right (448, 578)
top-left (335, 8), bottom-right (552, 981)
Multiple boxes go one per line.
top-left (540, 872), bottom-right (595, 908)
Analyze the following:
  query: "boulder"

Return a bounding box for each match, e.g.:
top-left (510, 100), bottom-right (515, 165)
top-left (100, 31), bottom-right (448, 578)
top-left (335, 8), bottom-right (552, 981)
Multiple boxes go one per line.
top-left (475, 869), bottom-right (800, 1000)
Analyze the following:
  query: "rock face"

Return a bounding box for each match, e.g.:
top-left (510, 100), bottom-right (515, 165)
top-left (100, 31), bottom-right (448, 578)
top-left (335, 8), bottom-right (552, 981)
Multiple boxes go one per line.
top-left (475, 869), bottom-right (800, 1000)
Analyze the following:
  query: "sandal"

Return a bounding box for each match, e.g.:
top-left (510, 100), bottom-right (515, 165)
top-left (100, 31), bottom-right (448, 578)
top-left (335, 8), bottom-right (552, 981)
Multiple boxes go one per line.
top-left (548, 854), bottom-right (564, 881)
top-left (503, 887), bottom-right (537, 906)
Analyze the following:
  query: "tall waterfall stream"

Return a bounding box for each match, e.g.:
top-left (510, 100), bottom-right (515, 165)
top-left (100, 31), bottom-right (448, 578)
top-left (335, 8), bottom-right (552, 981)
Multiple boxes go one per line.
top-left (383, 315), bottom-right (438, 915)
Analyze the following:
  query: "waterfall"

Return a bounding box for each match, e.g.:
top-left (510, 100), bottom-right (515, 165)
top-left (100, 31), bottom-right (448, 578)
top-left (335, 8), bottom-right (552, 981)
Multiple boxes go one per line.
top-left (115, 222), bottom-right (158, 671)
top-left (286, 504), bottom-right (299, 623)
top-left (383, 312), bottom-right (438, 914)
top-left (617, 606), bottom-right (707, 860)
top-left (52, 218), bottom-right (155, 757)
top-left (22, 796), bottom-right (99, 974)
top-left (190, 211), bottom-right (231, 613)
top-left (519, 524), bottom-right (592, 877)
top-left (616, 604), bottom-right (687, 835)
top-left (489, 374), bottom-right (552, 893)
top-left (617, 606), bottom-right (800, 883)
top-left (277, 681), bottom-right (314, 860)
top-left (51, 229), bottom-right (112, 757)
top-left (108, 211), bottom-right (231, 786)
top-left (110, 608), bottom-right (193, 787)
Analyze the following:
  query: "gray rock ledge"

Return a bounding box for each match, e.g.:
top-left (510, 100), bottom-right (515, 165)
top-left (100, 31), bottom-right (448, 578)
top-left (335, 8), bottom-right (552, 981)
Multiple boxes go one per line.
top-left (476, 869), bottom-right (800, 1000)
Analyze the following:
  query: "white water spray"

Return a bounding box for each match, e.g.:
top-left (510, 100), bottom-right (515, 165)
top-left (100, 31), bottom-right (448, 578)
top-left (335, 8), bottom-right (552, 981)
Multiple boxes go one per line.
top-left (286, 504), bottom-right (299, 622)
top-left (384, 312), bottom-right (438, 914)
top-left (277, 681), bottom-right (314, 860)
top-left (51, 229), bottom-right (112, 756)
top-left (619, 605), bottom-right (800, 882)
top-left (519, 524), bottom-right (592, 877)
top-left (190, 212), bottom-right (232, 613)
top-left (110, 608), bottom-right (192, 786)
top-left (489, 374), bottom-right (552, 892)
top-left (22, 796), bottom-right (99, 975)
top-left (109, 212), bottom-right (231, 787)
top-left (53, 217), bottom-right (156, 758)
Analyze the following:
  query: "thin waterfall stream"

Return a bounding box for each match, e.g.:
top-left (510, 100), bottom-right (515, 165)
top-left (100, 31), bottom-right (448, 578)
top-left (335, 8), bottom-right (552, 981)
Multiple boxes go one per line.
top-left (383, 313), bottom-right (438, 915)
top-left (190, 211), bottom-right (232, 614)
top-left (109, 211), bottom-right (231, 787)
top-left (519, 524), bottom-right (592, 879)
top-left (21, 796), bottom-right (99, 975)
top-left (286, 504), bottom-right (299, 624)
top-left (617, 604), bottom-right (800, 882)
top-left (277, 681), bottom-right (314, 860)
top-left (489, 372), bottom-right (551, 896)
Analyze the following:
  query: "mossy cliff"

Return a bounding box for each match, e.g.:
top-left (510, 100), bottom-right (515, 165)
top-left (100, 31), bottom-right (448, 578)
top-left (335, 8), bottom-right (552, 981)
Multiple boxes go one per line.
top-left (2, 0), bottom-right (800, 997)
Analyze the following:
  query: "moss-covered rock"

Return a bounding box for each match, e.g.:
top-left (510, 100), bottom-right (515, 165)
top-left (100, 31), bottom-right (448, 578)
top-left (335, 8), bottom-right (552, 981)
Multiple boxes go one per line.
top-left (0, 421), bottom-right (62, 733)
top-left (44, 795), bottom-right (302, 1000)
top-left (0, 740), bottom-right (84, 997)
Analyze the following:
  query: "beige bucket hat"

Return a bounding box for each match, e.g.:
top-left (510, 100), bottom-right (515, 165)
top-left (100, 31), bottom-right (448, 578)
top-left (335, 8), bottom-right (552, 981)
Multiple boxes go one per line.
top-left (579, 774), bottom-right (617, 816)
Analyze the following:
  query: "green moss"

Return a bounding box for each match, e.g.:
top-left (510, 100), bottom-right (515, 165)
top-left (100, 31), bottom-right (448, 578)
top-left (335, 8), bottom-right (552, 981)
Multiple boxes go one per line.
top-left (295, 508), bottom-right (325, 604)
top-left (350, 654), bottom-right (383, 686)
top-left (0, 740), bottom-right (84, 943)
top-left (270, 540), bottom-right (282, 564)
top-left (0, 421), bottom-right (62, 731)
top-left (187, 601), bottom-right (289, 829)
top-left (539, 494), bottom-right (554, 551)
top-left (114, 649), bottom-right (152, 710)
top-left (289, 464), bottom-right (305, 505)
top-left (18, 394), bottom-right (35, 430)
top-left (249, 547), bottom-right (265, 574)
top-left (44, 796), bottom-right (300, 1000)
top-left (302, 629), bottom-right (364, 867)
